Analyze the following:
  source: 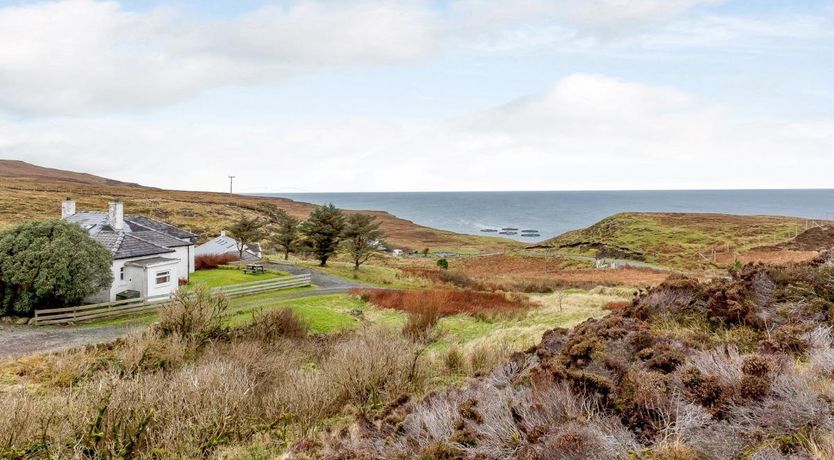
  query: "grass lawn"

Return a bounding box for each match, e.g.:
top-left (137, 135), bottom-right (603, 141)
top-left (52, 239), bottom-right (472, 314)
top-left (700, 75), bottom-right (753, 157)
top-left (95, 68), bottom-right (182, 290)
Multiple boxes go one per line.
top-left (227, 294), bottom-right (407, 333)
top-left (189, 267), bottom-right (288, 288)
top-left (80, 286), bottom-right (315, 328)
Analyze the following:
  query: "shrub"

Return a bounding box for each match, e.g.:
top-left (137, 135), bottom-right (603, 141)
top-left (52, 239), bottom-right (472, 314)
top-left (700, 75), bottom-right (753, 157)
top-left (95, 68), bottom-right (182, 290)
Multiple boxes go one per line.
top-left (437, 258), bottom-right (449, 270)
top-left (155, 286), bottom-right (229, 343)
top-left (322, 327), bottom-right (423, 406)
top-left (195, 253), bottom-right (240, 270)
top-left (242, 308), bottom-right (309, 342)
top-left (0, 219), bottom-right (113, 315)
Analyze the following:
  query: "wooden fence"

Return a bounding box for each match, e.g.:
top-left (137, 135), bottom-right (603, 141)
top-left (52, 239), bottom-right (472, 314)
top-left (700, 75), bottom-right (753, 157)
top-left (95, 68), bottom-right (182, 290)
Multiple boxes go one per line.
top-left (32, 295), bottom-right (171, 326)
top-left (33, 273), bottom-right (312, 325)
top-left (212, 274), bottom-right (312, 298)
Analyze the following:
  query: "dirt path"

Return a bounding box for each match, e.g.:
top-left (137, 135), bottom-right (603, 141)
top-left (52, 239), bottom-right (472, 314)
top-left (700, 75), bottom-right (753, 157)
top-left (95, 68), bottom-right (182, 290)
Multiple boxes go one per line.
top-left (0, 267), bottom-right (369, 360)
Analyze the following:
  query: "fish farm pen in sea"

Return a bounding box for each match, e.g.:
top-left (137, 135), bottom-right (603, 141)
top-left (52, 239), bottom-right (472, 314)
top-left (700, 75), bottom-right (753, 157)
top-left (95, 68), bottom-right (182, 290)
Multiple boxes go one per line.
top-left (481, 227), bottom-right (541, 237)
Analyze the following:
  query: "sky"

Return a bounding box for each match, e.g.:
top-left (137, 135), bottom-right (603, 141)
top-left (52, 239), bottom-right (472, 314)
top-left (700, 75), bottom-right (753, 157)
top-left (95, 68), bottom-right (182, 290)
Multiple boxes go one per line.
top-left (0, 0), bottom-right (832, 193)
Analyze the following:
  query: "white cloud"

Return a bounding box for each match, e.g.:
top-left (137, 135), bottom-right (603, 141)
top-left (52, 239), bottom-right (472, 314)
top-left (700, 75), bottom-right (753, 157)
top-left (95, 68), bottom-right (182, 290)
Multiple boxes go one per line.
top-left (3, 74), bottom-right (833, 192)
top-left (0, 0), bottom-right (437, 115)
top-left (0, 0), bottom-right (757, 115)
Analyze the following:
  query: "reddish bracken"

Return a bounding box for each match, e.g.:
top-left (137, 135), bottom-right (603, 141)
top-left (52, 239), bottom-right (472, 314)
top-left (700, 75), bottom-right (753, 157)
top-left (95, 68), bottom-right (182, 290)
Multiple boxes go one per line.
top-left (349, 288), bottom-right (533, 317)
top-left (195, 253), bottom-right (240, 270)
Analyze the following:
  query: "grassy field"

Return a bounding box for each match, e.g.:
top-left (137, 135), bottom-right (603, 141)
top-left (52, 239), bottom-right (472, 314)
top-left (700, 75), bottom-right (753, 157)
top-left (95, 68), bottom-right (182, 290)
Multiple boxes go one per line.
top-left (544, 212), bottom-right (812, 269)
top-left (222, 288), bottom-right (626, 355)
top-left (429, 287), bottom-right (626, 353)
top-left (189, 267), bottom-right (288, 288)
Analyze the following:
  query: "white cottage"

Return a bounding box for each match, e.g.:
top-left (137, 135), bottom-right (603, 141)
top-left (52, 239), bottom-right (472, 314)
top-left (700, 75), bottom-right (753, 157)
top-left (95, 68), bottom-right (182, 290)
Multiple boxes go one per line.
top-left (61, 199), bottom-right (197, 302)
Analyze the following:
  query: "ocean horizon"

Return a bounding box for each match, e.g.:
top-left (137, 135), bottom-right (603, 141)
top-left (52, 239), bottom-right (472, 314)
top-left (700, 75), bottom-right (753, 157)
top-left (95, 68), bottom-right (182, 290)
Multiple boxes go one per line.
top-left (254, 189), bottom-right (834, 242)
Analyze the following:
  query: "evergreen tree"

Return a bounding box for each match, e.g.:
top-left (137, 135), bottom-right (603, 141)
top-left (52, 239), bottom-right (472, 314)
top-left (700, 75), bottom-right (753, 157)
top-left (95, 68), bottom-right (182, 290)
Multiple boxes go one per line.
top-left (228, 216), bottom-right (265, 259)
top-left (0, 220), bottom-right (113, 315)
top-left (300, 204), bottom-right (346, 266)
top-left (269, 212), bottom-right (301, 260)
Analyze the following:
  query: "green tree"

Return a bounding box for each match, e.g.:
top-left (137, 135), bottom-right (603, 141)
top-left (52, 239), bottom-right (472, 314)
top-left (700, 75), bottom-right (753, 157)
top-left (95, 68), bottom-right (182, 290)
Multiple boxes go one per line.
top-left (300, 204), bottom-right (346, 266)
top-left (0, 220), bottom-right (113, 316)
top-left (342, 213), bottom-right (384, 270)
top-left (437, 258), bottom-right (449, 270)
top-left (228, 216), bottom-right (266, 259)
top-left (269, 212), bottom-right (301, 260)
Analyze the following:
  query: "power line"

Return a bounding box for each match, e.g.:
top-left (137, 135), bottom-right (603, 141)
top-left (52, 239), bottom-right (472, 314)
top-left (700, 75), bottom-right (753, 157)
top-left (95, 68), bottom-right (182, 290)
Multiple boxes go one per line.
top-left (228, 175), bottom-right (235, 195)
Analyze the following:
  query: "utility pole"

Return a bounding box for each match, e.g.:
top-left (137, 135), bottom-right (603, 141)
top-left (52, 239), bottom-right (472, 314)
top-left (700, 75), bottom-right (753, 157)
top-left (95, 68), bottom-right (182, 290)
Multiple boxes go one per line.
top-left (228, 176), bottom-right (235, 195)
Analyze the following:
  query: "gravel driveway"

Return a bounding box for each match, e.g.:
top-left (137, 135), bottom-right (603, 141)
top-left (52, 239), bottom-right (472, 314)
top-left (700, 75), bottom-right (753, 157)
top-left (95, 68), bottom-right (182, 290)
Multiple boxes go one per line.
top-left (261, 261), bottom-right (366, 289)
top-left (0, 323), bottom-right (137, 360)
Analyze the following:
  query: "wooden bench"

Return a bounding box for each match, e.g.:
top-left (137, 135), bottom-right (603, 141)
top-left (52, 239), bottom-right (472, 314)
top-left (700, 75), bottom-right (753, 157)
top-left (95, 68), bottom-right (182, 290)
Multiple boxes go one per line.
top-left (244, 264), bottom-right (265, 274)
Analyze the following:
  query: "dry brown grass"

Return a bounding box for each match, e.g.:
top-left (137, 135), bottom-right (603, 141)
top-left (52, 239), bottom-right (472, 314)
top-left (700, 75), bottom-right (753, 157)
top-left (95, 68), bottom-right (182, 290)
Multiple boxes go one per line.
top-left (402, 254), bottom-right (670, 291)
top-left (0, 329), bottom-right (433, 458)
top-left (350, 288), bottom-right (534, 317)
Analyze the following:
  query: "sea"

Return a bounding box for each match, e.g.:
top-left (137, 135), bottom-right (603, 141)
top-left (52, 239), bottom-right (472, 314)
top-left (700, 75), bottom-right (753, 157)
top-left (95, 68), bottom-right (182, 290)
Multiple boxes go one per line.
top-left (255, 190), bottom-right (834, 242)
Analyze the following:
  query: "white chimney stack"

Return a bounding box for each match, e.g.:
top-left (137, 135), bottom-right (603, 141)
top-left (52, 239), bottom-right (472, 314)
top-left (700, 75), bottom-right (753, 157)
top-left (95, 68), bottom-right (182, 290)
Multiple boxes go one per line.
top-left (61, 198), bottom-right (76, 219)
top-left (108, 201), bottom-right (124, 231)
top-left (220, 230), bottom-right (227, 237)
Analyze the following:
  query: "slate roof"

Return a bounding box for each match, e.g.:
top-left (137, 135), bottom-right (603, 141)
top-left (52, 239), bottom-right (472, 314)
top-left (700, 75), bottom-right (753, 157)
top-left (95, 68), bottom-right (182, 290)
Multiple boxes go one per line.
top-left (65, 211), bottom-right (191, 260)
top-left (125, 215), bottom-right (197, 241)
top-left (195, 234), bottom-right (260, 260)
top-left (132, 230), bottom-right (192, 248)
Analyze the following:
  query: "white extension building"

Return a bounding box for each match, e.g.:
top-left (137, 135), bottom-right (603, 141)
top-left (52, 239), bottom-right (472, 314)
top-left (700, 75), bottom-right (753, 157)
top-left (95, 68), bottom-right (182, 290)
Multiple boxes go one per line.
top-left (195, 230), bottom-right (262, 260)
top-left (61, 199), bottom-right (197, 302)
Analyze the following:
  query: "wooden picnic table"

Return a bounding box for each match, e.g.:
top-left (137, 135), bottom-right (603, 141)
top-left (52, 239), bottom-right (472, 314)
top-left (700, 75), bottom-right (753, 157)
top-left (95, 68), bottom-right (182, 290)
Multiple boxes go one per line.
top-left (244, 264), bottom-right (265, 274)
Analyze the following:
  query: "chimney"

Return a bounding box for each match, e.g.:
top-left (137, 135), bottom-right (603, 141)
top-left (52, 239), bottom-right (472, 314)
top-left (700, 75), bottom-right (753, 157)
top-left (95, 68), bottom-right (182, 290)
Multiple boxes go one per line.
top-left (108, 201), bottom-right (124, 231)
top-left (220, 230), bottom-right (227, 237)
top-left (61, 198), bottom-right (76, 219)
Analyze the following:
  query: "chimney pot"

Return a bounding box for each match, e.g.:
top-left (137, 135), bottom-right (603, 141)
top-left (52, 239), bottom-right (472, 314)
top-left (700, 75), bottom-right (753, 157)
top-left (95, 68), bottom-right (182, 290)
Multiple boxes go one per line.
top-left (220, 230), bottom-right (227, 237)
top-left (61, 199), bottom-right (76, 219)
top-left (108, 201), bottom-right (124, 231)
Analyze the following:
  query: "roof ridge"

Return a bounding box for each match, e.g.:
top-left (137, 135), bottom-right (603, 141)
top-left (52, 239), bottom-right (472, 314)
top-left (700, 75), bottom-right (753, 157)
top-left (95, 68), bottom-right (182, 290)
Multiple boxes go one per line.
top-left (113, 232), bottom-right (126, 255)
top-left (125, 214), bottom-right (197, 237)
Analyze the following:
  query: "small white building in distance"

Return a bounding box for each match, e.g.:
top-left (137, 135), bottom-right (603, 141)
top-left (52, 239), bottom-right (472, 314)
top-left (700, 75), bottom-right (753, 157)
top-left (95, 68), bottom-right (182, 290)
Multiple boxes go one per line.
top-left (61, 199), bottom-right (197, 302)
top-left (195, 230), bottom-right (262, 260)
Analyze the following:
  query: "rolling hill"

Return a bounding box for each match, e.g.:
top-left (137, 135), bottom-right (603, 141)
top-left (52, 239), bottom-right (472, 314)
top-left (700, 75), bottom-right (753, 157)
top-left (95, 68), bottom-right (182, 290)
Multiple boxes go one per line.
top-left (0, 160), bottom-right (518, 252)
top-left (0, 159), bottom-right (142, 187)
top-left (539, 212), bottom-right (824, 270)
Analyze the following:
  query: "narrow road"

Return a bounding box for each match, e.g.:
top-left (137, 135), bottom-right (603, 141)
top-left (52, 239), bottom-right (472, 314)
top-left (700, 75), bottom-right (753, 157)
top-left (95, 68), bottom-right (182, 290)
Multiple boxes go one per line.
top-left (0, 265), bottom-right (369, 360)
top-left (0, 323), bottom-right (136, 360)
top-left (261, 261), bottom-right (367, 289)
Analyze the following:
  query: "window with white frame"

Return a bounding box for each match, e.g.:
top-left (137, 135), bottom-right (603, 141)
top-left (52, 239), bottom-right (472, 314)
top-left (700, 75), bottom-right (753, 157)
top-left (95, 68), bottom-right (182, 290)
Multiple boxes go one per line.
top-left (155, 270), bottom-right (171, 285)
